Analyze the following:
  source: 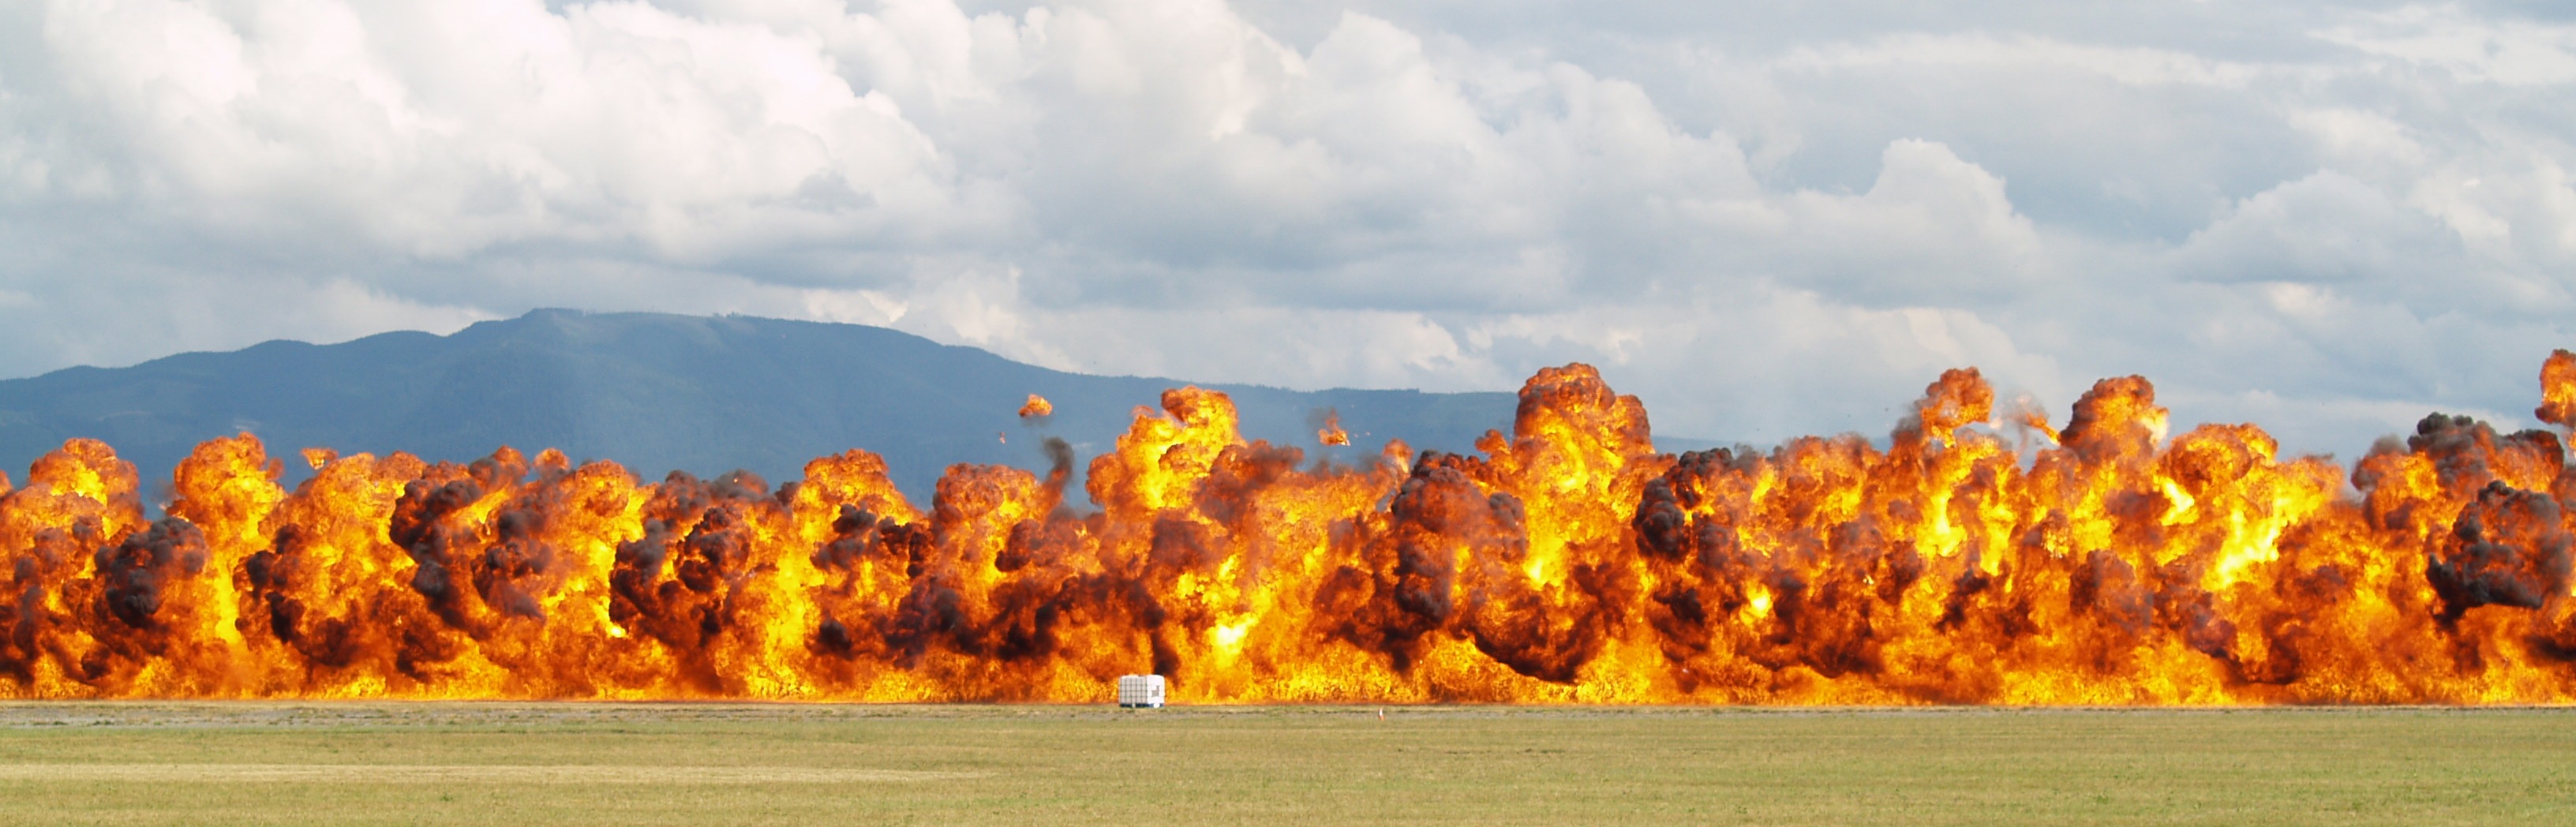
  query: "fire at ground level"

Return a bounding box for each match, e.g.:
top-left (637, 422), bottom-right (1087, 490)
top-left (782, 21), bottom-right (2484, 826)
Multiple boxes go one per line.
top-left (0, 354), bottom-right (2574, 702)
top-left (0, 702), bottom-right (2565, 825)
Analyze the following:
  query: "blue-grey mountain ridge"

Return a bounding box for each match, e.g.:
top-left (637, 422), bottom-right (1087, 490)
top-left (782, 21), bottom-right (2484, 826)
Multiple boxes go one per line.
top-left (0, 309), bottom-right (1714, 504)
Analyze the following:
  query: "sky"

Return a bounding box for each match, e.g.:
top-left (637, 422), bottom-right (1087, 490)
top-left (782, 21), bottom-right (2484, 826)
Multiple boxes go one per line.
top-left (2, 0), bottom-right (2573, 458)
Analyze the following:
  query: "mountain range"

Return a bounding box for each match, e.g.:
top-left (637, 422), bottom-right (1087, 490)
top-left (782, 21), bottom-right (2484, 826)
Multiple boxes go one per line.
top-left (0, 309), bottom-right (1638, 504)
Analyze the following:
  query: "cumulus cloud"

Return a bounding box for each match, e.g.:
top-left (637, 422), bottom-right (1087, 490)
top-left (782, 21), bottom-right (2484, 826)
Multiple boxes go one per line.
top-left (0, 0), bottom-right (2571, 457)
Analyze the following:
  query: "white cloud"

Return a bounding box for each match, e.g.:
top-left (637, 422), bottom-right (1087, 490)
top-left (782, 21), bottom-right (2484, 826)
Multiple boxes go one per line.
top-left (1773, 32), bottom-right (2263, 89)
top-left (2170, 171), bottom-right (2453, 285)
top-left (2316, 4), bottom-right (2576, 87)
top-left (0, 0), bottom-right (2570, 455)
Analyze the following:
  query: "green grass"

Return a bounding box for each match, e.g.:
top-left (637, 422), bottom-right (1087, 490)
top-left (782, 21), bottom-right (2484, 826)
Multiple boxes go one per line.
top-left (0, 702), bottom-right (2566, 825)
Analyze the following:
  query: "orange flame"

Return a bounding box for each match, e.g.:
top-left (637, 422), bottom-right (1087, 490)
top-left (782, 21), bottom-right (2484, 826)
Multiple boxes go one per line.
top-left (2539, 350), bottom-right (2575, 429)
top-left (1019, 395), bottom-right (1054, 420)
top-left (1319, 411), bottom-right (1350, 446)
top-left (2007, 395), bottom-right (2060, 443)
top-left (0, 356), bottom-right (2572, 704)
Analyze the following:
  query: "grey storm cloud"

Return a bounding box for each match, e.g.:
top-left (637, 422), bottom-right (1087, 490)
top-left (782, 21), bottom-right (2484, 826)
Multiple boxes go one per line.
top-left (0, 0), bottom-right (2571, 456)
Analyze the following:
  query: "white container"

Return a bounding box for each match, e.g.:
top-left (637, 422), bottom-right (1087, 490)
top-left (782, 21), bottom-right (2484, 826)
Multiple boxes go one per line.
top-left (1117, 674), bottom-right (1166, 708)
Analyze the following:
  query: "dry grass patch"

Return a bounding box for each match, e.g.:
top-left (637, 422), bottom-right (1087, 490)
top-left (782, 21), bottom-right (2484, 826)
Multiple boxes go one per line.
top-left (0, 703), bottom-right (2565, 825)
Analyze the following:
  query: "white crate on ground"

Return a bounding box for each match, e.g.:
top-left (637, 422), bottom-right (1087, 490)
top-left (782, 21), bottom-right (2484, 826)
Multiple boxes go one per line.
top-left (1117, 674), bottom-right (1165, 708)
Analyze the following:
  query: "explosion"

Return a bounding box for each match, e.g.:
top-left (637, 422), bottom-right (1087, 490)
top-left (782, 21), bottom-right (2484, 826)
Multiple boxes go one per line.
top-left (1317, 411), bottom-right (1350, 447)
top-left (0, 352), bottom-right (2572, 705)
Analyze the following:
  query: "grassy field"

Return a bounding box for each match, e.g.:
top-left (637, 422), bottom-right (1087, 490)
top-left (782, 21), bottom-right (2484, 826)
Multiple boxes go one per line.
top-left (0, 702), bottom-right (2565, 825)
